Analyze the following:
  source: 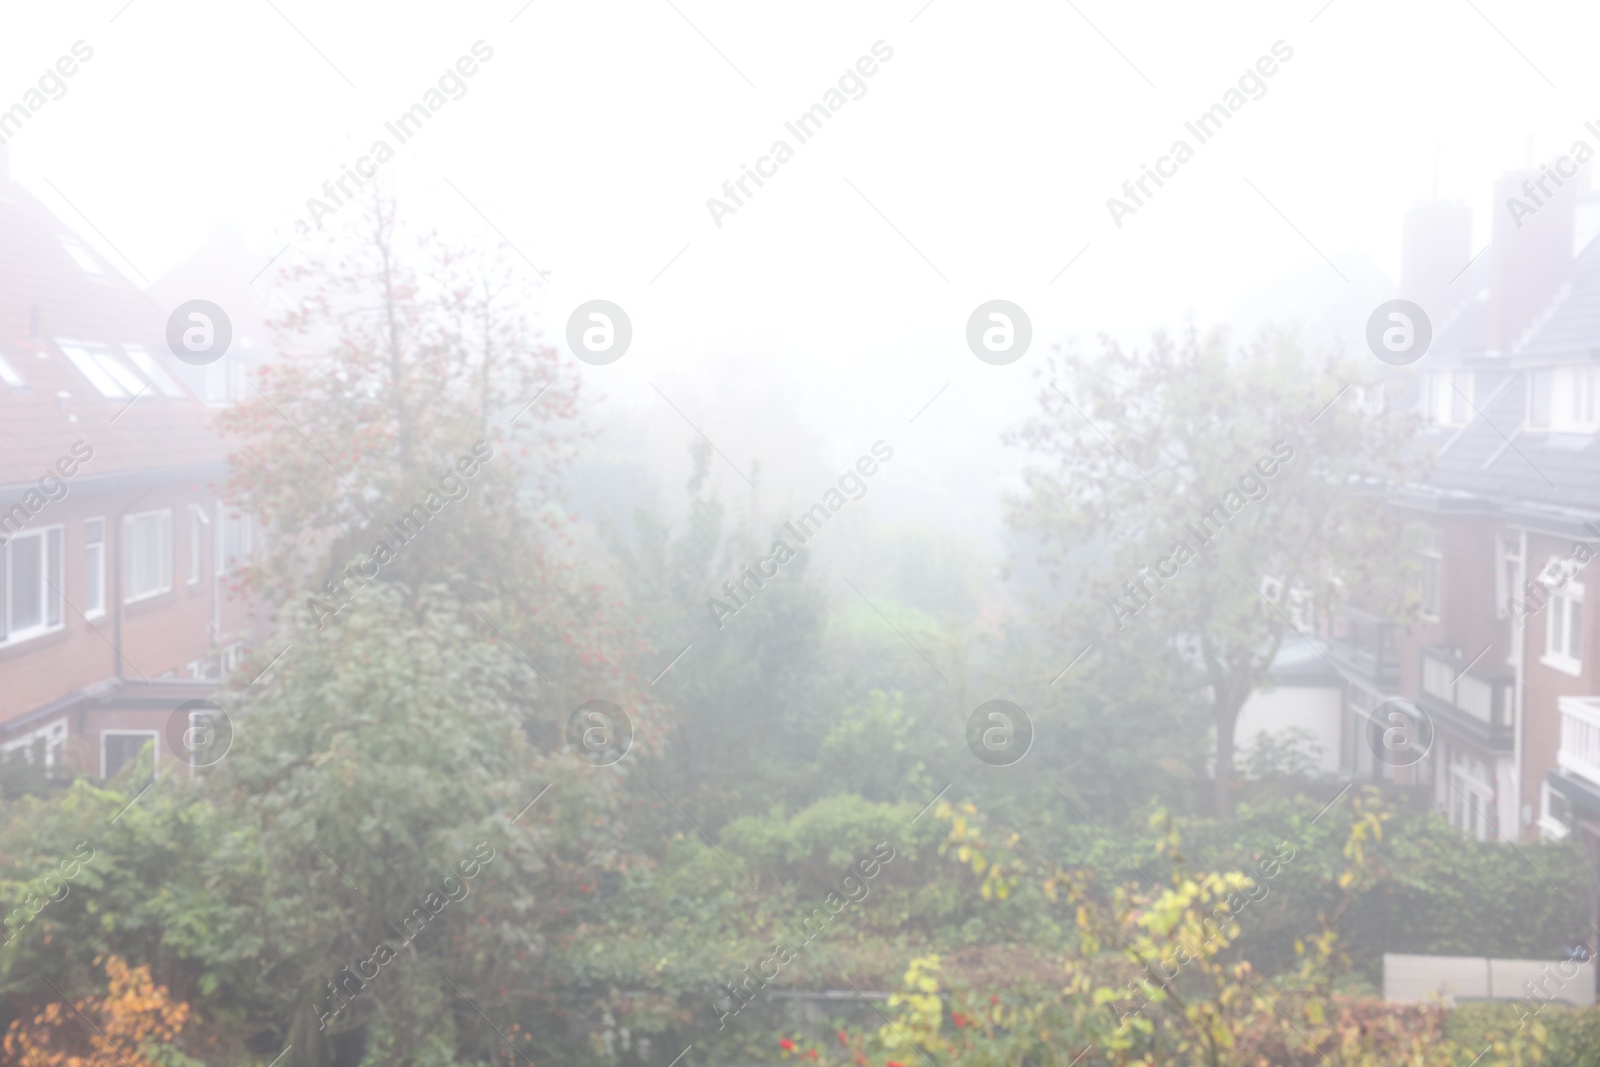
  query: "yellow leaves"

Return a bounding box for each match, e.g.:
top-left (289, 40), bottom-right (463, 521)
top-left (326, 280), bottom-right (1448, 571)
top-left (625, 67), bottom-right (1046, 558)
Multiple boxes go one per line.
top-left (1304, 999), bottom-right (1326, 1026)
top-left (5, 956), bottom-right (191, 1067)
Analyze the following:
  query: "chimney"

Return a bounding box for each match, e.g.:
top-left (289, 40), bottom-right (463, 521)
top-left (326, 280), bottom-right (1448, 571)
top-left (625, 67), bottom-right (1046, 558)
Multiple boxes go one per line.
top-left (1400, 199), bottom-right (1472, 327)
top-left (1486, 166), bottom-right (1576, 354)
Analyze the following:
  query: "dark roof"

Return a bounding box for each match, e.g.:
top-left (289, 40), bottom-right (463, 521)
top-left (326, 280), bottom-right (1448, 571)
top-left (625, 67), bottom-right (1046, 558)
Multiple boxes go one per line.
top-left (0, 174), bottom-right (223, 486)
top-left (1267, 631), bottom-right (1346, 687)
top-left (1518, 235), bottom-right (1600, 363)
top-left (1402, 231), bottom-right (1600, 529)
top-left (1429, 291), bottom-right (1491, 362)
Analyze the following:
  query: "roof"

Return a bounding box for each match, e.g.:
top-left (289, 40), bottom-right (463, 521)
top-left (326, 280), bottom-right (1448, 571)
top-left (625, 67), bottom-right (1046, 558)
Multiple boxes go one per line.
top-left (1405, 231), bottom-right (1600, 528)
top-left (1518, 233), bottom-right (1600, 363)
top-left (0, 173), bottom-right (224, 487)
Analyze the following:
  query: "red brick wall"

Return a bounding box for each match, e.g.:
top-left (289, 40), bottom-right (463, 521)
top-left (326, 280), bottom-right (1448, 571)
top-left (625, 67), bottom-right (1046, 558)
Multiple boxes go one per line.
top-left (1520, 530), bottom-right (1597, 832)
top-left (0, 473), bottom-right (260, 729)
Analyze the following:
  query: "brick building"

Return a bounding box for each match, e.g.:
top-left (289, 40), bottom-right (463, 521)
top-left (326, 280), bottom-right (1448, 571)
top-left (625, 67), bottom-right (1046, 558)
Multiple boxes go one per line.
top-left (0, 146), bottom-right (259, 784)
top-left (1321, 164), bottom-right (1600, 855)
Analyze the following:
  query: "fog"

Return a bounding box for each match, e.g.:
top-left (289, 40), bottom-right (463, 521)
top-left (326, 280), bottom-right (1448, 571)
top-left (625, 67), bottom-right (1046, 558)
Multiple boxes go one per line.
top-left (6, 2), bottom-right (1600, 1065)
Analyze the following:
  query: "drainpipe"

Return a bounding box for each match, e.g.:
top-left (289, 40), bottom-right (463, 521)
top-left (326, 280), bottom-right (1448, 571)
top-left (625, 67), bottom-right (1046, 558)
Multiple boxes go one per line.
top-left (1513, 528), bottom-right (1527, 843)
top-left (110, 488), bottom-right (155, 683)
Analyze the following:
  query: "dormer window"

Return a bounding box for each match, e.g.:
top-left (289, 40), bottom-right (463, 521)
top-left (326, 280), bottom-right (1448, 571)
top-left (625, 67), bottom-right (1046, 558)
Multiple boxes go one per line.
top-left (1420, 370), bottom-right (1473, 426)
top-left (58, 236), bottom-right (103, 275)
top-left (1528, 366), bottom-right (1599, 432)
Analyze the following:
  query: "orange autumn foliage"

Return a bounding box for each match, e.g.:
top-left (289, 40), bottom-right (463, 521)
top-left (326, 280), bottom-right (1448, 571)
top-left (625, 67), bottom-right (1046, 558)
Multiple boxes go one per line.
top-left (3, 955), bottom-right (191, 1067)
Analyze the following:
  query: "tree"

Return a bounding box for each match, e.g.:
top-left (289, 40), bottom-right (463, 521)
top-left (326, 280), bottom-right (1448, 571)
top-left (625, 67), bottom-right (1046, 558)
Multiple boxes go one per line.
top-left (1007, 327), bottom-right (1424, 819)
top-left (4, 955), bottom-right (197, 1067)
top-left (207, 583), bottom-right (631, 1067)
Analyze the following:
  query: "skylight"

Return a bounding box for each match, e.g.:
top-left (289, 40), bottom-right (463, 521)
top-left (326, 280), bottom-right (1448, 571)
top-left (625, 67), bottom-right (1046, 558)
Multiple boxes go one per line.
top-left (58, 237), bottom-right (103, 275)
top-left (0, 352), bottom-right (23, 388)
top-left (123, 344), bottom-right (184, 397)
top-left (56, 340), bottom-right (148, 399)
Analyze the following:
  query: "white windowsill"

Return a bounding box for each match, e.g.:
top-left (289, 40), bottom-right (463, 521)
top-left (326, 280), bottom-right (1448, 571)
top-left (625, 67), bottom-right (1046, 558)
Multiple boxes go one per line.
top-left (1542, 652), bottom-right (1583, 678)
top-left (0, 623), bottom-right (67, 649)
top-left (1538, 816), bottom-right (1572, 840)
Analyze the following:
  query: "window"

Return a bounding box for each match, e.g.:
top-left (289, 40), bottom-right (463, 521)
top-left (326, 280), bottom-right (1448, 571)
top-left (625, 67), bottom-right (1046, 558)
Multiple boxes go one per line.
top-left (1, 526), bottom-right (64, 644)
top-left (0, 352), bottom-right (24, 388)
top-left (1447, 749), bottom-right (1494, 842)
top-left (58, 237), bottom-right (103, 275)
top-left (56, 340), bottom-right (145, 399)
top-left (1546, 564), bottom-right (1584, 675)
top-left (216, 506), bottom-right (253, 574)
top-left (122, 345), bottom-right (185, 398)
top-left (1495, 534), bottom-right (1523, 620)
top-left (187, 504), bottom-right (207, 585)
top-left (1541, 781), bottom-right (1573, 840)
top-left (101, 730), bottom-right (158, 781)
top-left (1528, 366), bottom-right (1600, 432)
top-left (1420, 370), bottom-right (1474, 426)
top-left (84, 518), bottom-right (105, 618)
top-left (1420, 527), bottom-right (1443, 619)
top-left (1, 720), bottom-right (68, 770)
top-left (123, 509), bottom-right (172, 602)
top-left (204, 358), bottom-right (231, 404)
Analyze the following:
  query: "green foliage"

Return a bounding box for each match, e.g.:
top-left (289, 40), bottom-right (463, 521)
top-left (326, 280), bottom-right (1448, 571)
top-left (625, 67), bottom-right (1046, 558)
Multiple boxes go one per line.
top-left (1008, 327), bottom-right (1428, 817)
top-left (817, 692), bottom-right (931, 804)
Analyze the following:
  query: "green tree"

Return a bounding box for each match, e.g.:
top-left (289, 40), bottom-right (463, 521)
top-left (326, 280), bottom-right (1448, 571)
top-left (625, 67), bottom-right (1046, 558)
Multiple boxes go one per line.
top-left (1006, 327), bottom-right (1424, 819)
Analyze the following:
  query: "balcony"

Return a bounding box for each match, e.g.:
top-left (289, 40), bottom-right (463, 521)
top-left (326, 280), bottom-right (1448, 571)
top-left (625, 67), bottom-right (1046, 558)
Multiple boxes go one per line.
top-left (1324, 605), bottom-right (1402, 687)
top-left (1558, 697), bottom-right (1600, 789)
top-left (1416, 645), bottom-right (1514, 751)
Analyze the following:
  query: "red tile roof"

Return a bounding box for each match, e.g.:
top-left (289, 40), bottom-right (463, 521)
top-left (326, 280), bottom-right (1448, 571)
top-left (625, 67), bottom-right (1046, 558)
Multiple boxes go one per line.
top-left (0, 174), bottom-right (224, 488)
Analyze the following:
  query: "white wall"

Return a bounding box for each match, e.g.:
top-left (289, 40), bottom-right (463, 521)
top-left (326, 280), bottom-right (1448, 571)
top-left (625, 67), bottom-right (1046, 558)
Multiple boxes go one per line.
top-left (1234, 684), bottom-right (1344, 777)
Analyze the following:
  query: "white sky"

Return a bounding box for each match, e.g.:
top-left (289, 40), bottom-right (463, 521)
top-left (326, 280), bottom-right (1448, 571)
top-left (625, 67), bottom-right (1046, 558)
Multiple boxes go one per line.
top-left (4, 0), bottom-right (1597, 555)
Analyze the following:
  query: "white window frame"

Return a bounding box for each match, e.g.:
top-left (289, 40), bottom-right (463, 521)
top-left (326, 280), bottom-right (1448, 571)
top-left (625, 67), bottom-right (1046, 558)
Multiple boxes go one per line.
top-left (122, 344), bottom-right (184, 398)
top-left (1421, 370), bottom-right (1474, 427)
top-left (1420, 527), bottom-right (1443, 620)
top-left (58, 236), bottom-right (103, 275)
top-left (1544, 563), bottom-right (1585, 676)
top-left (1495, 534), bottom-right (1523, 621)
top-left (100, 730), bottom-right (159, 781)
top-left (186, 504), bottom-right (208, 585)
top-left (56, 339), bottom-right (147, 400)
top-left (123, 508), bottom-right (173, 603)
top-left (1, 720), bottom-right (67, 769)
top-left (0, 352), bottom-right (24, 388)
top-left (1540, 780), bottom-right (1573, 840)
top-left (216, 506), bottom-right (252, 575)
top-left (1528, 366), bottom-right (1600, 433)
top-left (84, 517), bottom-right (105, 618)
top-left (1, 525), bottom-right (65, 646)
top-left (1447, 751), bottom-right (1494, 842)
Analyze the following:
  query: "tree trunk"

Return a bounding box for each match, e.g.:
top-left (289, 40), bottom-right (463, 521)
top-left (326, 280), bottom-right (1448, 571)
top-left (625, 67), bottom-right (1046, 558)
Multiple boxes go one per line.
top-left (1214, 697), bottom-right (1240, 822)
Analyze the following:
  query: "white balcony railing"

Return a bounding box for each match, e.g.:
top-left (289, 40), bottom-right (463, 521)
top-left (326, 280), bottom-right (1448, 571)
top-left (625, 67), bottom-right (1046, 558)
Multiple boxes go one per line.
top-left (1559, 697), bottom-right (1600, 788)
top-left (1422, 648), bottom-right (1502, 726)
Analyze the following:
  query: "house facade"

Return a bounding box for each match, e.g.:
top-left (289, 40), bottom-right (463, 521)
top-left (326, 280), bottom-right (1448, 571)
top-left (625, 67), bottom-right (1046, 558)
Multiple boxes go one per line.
top-left (0, 146), bottom-right (259, 784)
top-left (1325, 165), bottom-right (1600, 867)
